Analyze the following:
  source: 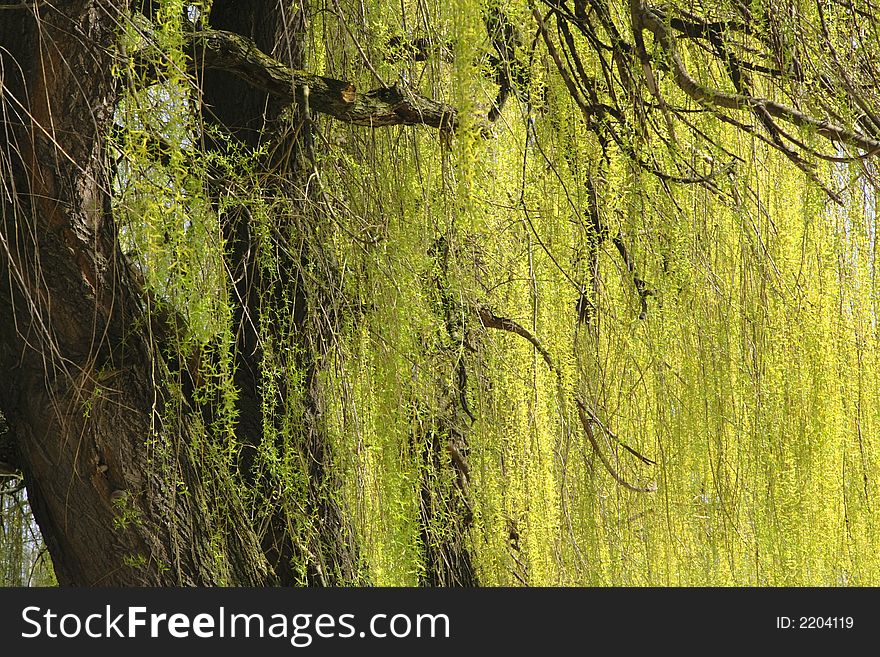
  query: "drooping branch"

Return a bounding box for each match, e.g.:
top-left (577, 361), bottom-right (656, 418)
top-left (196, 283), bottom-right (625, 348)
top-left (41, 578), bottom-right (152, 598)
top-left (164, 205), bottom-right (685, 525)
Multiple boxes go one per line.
top-left (580, 177), bottom-right (654, 321)
top-left (637, 4), bottom-right (880, 155)
top-left (576, 399), bottom-right (657, 493)
top-left (476, 304), bottom-right (559, 375)
top-left (485, 2), bottom-right (534, 122)
top-left (610, 233), bottom-right (653, 320)
top-left (476, 303), bottom-right (656, 492)
top-left (534, 6), bottom-right (735, 185)
top-left (578, 400), bottom-right (655, 466)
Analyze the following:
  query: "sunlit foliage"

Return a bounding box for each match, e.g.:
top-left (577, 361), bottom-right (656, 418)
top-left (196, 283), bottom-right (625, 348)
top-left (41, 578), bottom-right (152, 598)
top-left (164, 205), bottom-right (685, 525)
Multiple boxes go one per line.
top-left (3, 0), bottom-right (879, 586)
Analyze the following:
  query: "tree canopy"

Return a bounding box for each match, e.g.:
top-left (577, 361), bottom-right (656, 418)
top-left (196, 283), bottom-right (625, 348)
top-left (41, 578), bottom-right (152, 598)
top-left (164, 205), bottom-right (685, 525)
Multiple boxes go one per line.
top-left (1, 0), bottom-right (879, 585)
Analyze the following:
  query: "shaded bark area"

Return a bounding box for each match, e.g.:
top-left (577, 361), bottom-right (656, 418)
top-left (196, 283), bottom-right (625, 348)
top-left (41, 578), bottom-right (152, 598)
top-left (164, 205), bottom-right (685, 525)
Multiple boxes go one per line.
top-left (201, 0), bottom-right (365, 585)
top-left (414, 236), bottom-right (479, 587)
top-left (414, 396), bottom-right (479, 587)
top-left (0, 3), bottom-right (268, 585)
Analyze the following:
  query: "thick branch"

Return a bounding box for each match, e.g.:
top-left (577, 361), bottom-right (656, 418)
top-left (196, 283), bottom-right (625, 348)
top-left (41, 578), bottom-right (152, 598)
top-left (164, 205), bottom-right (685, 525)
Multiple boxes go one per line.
top-left (182, 29), bottom-right (457, 130)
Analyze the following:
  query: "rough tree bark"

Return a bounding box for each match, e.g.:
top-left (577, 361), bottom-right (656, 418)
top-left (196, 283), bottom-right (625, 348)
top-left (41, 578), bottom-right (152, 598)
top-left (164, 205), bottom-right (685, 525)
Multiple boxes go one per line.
top-left (0, 0), bottom-right (463, 586)
top-left (0, 1), bottom-right (268, 585)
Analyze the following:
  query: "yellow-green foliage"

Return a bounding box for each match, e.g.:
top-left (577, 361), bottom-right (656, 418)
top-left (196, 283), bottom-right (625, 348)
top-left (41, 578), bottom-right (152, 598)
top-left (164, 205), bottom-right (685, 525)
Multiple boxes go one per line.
top-left (316, 0), bottom-right (880, 586)
top-left (105, 0), bottom-right (880, 586)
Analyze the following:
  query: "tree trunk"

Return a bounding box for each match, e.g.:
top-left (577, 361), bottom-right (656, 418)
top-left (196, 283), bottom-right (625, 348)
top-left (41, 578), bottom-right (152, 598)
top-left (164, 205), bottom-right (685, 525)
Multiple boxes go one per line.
top-left (0, 1), bottom-right (268, 586)
top-left (201, 0), bottom-right (366, 585)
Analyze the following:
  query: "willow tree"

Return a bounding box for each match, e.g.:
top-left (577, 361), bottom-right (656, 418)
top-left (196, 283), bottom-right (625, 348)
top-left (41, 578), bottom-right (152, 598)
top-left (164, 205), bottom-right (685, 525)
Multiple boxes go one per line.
top-left (1, 0), bottom-right (879, 586)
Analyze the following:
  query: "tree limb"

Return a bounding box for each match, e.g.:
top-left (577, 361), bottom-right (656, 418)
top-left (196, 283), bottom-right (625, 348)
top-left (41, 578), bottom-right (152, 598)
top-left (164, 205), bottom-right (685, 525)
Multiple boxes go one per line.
top-left (179, 29), bottom-right (457, 131)
top-left (476, 304), bottom-right (559, 375)
top-left (638, 5), bottom-right (880, 154)
top-left (576, 399), bottom-right (657, 493)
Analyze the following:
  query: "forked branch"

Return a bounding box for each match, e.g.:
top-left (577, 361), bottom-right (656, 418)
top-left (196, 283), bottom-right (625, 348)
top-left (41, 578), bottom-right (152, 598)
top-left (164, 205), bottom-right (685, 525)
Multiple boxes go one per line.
top-left (576, 399), bottom-right (657, 493)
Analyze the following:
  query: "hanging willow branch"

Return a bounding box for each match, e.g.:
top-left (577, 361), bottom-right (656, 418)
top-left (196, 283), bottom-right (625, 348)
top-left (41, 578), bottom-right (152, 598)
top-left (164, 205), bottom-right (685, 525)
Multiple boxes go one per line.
top-left (476, 304), bottom-right (559, 375)
top-left (531, 0), bottom-right (880, 195)
top-left (127, 2), bottom-right (880, 174)
top-left (476, 304), bottom-right (656, 490)
top-left (576, 399), bottom-right (657, 493)
top-left (634, 3), bottom-right (880, 155)
top-left (581, 177), bottom-right (655, 322)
